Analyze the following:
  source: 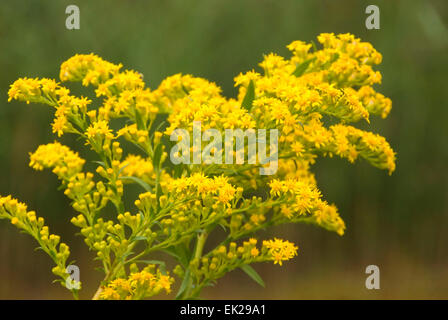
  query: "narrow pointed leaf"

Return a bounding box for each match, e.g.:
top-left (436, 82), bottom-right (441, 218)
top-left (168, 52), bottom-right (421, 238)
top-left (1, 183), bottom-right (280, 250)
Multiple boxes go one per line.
top-left (175, 269), bottom-right (191, 299)
top-left (241, 80), bottom-right (255, 111)
top-left (292, 57), bottom-right (316, 77)
top-left (135, 109), bottom-right (145, 130)
top-left (153, 143), bottom-right (163, 172)
top-left (240, 264), bottom-right (265, 288)
top-left (119, 176), bottom-right (152, 192)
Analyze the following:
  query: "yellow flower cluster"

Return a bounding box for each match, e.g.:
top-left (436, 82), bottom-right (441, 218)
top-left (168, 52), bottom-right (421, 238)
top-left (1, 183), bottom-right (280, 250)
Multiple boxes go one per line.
top-left (152, 74), bottom-right (221, 113)
top-left (29, 142), bottom-right (85, 180)
top-left (0, 195), bottom-right (74, 289)
top-left (164, 86), bottom-right (255, 134)
top-left (163, 173), bottom-right (237, 205)
top-left (130, 174), bottom-right (243, 253)
top-left (119, 155), bottom-right (155, 182)
top-left (60, 53), bottom-right (122, 85)
top-left (269, 178), bottom-right (345, 235)
top-left (99, 266), bottom-right (173, 300)
top-left (8, 77), bottom-right (59, 105)
top-left (232, 33), bottom-right (395, 175)
top-left (262, 238), bottom-right (298, 266)
top-left (328, 124), bottom-right (396, 173)
top-left (4, 33), bottom-right (395, 299)
top-left (8, 77), bottom-right (93, 137)
top-left (189, 237), bottom-right (297, 294)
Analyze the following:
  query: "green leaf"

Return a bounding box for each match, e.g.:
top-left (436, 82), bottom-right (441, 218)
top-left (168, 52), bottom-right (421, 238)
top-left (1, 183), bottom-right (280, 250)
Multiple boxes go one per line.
top-left (92, 161), bottom-right (106, 168)
top-left (94, 266), bottom-right (105, 273)
top-left (204, 280), bottom-right (217, 288)
top-left (311, 40), bottom-right (318, 52)
top-left (175, 269), bottom-right (191, 299)
top-left (121, 251), bottom-right (135, 259)
top-left (153, 143), bottom-right (163, 172)
top-left (292, 57), bottom-right (316, 77)
top-left (181, 84), bottom-right (190, 95)
top-left (152, 221), bottom-right (162, 229)
top-left (118, 163), bottom-right (130, 175)
top-left (331, 52), bottom-right (340, 62)
top-left (241, 80), bottom-right (255, 111)
top-left (106, 232), bottom-right (121, 241)
top-left (322, 52), bottom-right (340, 69)
top-left (240, 264), bottom-right (265, 288)
top-left (175, 243), bottom-right (193, 268)
top-left (136, 259), bottom-right (166, 266)
top-left (161, 247), bottom-right (181, 260)
top-left (119, 176), bottom-right (152, 192)
top-left (135, 109), bottom-right (145, 130)
top-left (173, 163), bottom-right (184, 179)
top-left (131, 235), bottom-right (148, 242)
top-left (150, 120), bottom-right (167, 139)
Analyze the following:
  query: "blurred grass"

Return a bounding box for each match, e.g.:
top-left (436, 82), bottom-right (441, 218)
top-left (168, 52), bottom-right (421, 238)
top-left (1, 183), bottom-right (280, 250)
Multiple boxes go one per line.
top-left (0, 0), bottom-right (447, 299)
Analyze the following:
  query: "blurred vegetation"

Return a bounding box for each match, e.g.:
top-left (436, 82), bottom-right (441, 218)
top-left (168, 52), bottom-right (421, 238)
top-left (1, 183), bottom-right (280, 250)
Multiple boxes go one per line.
top-left (0, 0), bottom-right (447, 299)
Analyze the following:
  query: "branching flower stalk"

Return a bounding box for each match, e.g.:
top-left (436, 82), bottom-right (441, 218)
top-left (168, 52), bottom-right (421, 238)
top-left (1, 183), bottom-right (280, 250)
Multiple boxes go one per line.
top-left (1, 33), bottom-right (395, 300)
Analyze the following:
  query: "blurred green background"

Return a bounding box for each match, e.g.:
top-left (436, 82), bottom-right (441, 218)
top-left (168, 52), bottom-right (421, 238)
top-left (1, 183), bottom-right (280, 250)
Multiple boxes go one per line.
top-left (0, 0), bottom-right (447, 299)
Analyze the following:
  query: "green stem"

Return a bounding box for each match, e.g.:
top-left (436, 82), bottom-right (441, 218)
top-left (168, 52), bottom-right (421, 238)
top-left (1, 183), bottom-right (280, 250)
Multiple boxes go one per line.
top-left (183, 232), bottom-right (207, 299)
top-left (91, 240), bottom-right (139, 300)
top-left (194, 233), bottom-right (207, 261)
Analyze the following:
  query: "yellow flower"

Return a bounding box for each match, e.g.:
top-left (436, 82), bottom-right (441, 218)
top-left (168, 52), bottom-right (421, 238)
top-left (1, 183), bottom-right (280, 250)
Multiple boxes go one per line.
top-left (85, 120), bottom-right (114, 139)
top-left (250, 247), bottom-right (260, 257)
top-left (5, 34), bottom-right (396, 299)
top-left (263, 238), bottom-right (298, 266)
top-left (158, 275), bottom-right (173, 294)
top-left (29, 142), bottom-right (85, 181)
top-left (119, 155), bottom-right (155, 182)
top-left (100, 287), bottom-right (121, 300)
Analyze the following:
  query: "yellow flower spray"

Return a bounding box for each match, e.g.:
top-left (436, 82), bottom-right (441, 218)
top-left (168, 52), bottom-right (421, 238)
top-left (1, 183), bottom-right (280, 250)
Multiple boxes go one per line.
top-left (2, 33), bottom-right (395, 299)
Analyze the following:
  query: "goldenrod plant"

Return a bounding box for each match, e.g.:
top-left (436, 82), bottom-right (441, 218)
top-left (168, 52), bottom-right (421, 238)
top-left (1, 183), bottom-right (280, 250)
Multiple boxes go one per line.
top-left (2, 33), bottom-right (395, 300)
